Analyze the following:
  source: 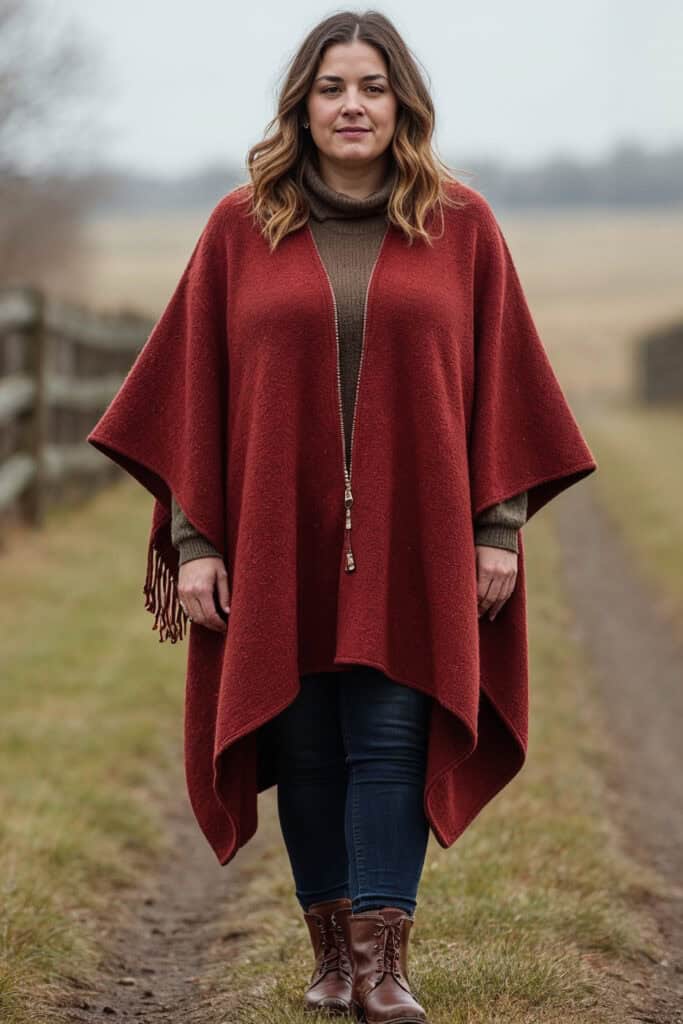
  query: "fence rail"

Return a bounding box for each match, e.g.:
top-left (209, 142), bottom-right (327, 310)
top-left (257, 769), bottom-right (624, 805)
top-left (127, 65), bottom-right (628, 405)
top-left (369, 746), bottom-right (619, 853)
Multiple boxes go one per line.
top-left (0, 284), bottom-right (153, 532)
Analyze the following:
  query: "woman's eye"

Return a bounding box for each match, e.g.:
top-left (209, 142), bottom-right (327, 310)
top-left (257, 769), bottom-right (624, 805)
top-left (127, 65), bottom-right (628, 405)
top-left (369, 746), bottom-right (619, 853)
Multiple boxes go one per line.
top-left (321, 86), bottom-right (384, 95)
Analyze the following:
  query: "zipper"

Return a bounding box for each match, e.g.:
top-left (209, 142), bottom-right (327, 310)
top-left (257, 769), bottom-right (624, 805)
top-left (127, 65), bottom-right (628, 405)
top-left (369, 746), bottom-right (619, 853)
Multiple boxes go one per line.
top-left (307, 223), bottom-right (390, 573)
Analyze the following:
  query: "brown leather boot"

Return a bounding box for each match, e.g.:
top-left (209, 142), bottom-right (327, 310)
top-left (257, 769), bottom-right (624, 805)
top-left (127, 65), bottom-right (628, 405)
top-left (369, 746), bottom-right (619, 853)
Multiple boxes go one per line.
top-left (348, 907), bottom-right (428, 1023)
top-left (302, 896), bottom-right (354, 1014)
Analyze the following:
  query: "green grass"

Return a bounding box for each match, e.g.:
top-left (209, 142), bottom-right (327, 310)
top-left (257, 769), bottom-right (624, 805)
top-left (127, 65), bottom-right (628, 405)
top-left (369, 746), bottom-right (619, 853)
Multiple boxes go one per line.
top-left (583, 397), bottom-right (683, 634)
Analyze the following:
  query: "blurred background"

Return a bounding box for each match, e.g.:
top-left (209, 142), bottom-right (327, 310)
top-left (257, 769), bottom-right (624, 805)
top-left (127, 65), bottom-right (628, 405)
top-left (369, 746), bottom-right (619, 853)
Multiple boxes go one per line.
top-left (1, 2), bottom-right (682, 1023)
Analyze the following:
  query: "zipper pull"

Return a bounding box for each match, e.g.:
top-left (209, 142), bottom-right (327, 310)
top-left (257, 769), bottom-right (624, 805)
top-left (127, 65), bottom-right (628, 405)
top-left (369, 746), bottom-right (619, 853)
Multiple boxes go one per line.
top-left (344, 483), bottom-right (356, 573)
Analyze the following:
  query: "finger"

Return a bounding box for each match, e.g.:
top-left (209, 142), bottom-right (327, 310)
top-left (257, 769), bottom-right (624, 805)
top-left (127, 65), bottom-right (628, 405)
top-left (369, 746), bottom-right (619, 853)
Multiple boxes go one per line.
top-left (477, 573), bottom-right (494, 615)
top-left (489, 572), bottom-right (517, 620)
top-left (216, 570), bottom-right (231, 615)
top-left (488, 577), bottom-right (512, 620)
top-left (206, 584), bottom-right (229, 630)
top-left (181, 589), bottom-right (202, 618)
top-left (196, 590), bottom-right (227, 632)
top-left (182, 593), bottom-right (202, 624)
top-left (478, 575), bottom-right (502, 616)
top-left (179, 587), bottom-right (210, 627)
top-left (478, 589), bottom-right (495, 616)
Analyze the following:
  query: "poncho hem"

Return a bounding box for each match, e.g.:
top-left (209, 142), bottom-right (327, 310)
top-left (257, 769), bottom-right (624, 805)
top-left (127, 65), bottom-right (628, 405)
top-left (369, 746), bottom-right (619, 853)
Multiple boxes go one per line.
top-left (206, 650), bottom-right (527, 866)
top-left (472, 460), bottom-right (599, 522)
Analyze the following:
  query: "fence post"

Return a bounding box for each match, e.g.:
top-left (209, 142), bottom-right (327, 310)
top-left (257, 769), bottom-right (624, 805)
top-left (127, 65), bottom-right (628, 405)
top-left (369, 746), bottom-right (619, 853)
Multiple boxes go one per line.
top-left (20, 286), bottom-right (47, 526)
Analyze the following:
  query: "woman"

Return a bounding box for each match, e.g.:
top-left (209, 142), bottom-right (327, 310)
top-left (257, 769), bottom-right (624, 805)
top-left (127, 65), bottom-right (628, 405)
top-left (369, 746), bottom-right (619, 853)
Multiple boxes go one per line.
top-left (87, 11), bottom-right (597, 1023)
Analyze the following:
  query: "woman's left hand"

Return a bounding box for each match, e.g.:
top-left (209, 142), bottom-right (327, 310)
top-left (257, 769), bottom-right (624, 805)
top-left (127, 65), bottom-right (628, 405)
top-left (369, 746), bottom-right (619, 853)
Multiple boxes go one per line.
top-left (475, 545), bottom-right (519, 621)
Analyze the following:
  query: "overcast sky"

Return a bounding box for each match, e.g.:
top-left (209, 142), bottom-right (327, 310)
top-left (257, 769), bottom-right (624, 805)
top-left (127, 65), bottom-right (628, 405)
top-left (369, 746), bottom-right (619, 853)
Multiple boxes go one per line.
top-left (56, 0), bottom-right (682, 178)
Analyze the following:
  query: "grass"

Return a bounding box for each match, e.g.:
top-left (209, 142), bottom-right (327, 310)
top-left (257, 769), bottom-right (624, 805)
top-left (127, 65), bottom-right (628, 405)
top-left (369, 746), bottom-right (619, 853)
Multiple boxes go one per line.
top-left (0, 477), bottom-right (186, 1024)
top-left (192, 506), bottom-right (663, 1024)
top-left (582, 397), bottom-right (683, 636)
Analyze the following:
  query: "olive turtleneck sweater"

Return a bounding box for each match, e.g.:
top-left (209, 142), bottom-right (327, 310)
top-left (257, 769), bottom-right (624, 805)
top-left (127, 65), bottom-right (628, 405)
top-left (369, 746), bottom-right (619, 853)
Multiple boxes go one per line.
top-left (170, 160), bottom-right (528, 565)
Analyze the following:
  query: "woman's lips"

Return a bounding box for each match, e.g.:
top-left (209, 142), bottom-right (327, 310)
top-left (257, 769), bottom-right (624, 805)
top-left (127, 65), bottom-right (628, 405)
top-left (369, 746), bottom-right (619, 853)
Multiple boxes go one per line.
top-left (336, 128), bottom-right (370, 135)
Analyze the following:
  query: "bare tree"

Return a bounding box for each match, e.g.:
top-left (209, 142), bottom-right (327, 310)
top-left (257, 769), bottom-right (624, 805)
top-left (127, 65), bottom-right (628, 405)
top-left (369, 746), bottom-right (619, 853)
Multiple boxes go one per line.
top-left (0, 0), bottom-right (110, 284)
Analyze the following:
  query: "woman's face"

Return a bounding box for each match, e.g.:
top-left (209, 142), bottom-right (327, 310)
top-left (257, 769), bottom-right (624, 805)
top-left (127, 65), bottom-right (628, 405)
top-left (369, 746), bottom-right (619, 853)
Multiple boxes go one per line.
top-left (305, 40), bottom-right (398, 170)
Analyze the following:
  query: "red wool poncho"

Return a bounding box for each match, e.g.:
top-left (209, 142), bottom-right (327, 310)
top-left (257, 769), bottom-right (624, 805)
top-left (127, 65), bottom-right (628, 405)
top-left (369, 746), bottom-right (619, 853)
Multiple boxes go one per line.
top-left (87, 180), bottom-right (597, 866)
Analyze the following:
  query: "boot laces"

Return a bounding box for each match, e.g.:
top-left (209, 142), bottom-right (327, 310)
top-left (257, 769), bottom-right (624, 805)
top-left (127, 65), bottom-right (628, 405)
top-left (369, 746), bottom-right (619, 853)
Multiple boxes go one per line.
top-left (314, 913), bottom-right (351, 980)
top-left (373, 919), bottom-right (403, 978)
top-left (332, 912), bottom-right (353, 976)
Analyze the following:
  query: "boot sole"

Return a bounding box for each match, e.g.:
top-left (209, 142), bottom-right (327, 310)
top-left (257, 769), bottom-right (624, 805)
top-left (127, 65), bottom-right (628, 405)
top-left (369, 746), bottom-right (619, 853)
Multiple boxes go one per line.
top-left (304, 1001), bottom-right (352, 1016)
top-left (352, 998), bottom-right (427, 1024)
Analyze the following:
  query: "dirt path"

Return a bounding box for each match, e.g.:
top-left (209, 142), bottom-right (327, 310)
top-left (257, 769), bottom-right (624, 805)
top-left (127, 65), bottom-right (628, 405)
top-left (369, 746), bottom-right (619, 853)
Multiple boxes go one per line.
top-left (62, 745), bottom-right (268, 1024)
top-left (555, 475), bottom-right (683, 1024)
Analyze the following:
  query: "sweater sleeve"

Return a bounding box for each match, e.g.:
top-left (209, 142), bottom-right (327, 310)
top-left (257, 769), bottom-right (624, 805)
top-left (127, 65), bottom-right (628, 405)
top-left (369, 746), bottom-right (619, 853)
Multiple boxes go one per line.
top-left (171, 494), bottom-right (222, 566)
top-left (473, 490), bottom-right (528, 553)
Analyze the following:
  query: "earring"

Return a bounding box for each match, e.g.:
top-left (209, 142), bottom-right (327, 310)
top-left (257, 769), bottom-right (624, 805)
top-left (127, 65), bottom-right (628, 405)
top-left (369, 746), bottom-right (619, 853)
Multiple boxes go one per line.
top-left (302, 121), bottom-right (309, 128)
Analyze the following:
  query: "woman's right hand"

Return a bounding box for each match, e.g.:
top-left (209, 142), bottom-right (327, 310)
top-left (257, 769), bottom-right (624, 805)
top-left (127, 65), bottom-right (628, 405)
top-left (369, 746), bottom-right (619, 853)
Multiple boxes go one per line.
top-left (178, 556), bottom-right (231, 633)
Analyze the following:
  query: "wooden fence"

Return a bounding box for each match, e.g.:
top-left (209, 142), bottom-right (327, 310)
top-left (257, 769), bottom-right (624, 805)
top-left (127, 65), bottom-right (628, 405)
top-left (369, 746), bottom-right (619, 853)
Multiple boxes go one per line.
top-left (637, 318), bottom-right (683, 404)
top-left (0, 284), bottom-right (152, 534)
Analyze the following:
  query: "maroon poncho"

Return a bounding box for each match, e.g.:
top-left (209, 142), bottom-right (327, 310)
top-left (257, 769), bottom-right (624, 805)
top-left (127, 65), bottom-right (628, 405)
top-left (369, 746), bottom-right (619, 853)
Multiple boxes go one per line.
top-left (87, 180), bottom-right (597, 866)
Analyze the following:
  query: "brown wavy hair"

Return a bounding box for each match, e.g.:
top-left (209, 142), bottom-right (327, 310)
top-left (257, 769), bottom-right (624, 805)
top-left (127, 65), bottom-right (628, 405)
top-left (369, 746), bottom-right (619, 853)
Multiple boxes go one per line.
top-left (235, 9), bottom-right (472, 251)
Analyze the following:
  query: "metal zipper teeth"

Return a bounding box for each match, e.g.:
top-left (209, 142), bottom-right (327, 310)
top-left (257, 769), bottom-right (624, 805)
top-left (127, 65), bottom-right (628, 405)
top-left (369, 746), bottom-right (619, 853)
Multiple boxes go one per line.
top-left (307, 226), bottom-right (348, 484)
top-left (347, 225), bottom-right (390, 484)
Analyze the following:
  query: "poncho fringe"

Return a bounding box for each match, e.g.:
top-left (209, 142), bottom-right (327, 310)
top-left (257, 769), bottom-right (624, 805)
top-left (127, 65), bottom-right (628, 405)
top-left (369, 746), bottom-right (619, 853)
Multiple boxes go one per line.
top-left (143, 530), bottom-right (189, 644)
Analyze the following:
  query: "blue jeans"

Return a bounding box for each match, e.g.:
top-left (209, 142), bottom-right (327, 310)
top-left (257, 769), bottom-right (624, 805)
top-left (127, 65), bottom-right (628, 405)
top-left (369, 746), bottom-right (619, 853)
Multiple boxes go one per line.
top-left (270, 664), bottom-right (432, 916)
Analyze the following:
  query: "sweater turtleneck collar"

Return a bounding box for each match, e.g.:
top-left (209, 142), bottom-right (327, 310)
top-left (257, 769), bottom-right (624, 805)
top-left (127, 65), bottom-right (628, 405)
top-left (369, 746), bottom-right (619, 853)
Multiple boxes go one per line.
top-left (302, 157), bottom-right (396, 222)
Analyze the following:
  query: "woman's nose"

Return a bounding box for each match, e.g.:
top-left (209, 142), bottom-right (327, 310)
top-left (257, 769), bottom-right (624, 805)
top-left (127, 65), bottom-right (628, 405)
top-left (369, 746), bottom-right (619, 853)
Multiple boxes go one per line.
top-left (340, 94), bottom-right (365, 113)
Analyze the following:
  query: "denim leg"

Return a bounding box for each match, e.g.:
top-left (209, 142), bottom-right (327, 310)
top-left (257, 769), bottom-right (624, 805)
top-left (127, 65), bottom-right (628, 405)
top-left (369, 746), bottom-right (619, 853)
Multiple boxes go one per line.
top-left (339, 665), bottom-right (431, 916)
top-left (271, 672), bottom-right (350, 912)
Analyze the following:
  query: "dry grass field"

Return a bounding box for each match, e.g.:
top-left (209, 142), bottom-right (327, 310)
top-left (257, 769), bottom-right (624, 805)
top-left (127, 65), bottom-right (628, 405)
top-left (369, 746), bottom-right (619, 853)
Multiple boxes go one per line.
top-left (44, 201), bottom-right (683, 412)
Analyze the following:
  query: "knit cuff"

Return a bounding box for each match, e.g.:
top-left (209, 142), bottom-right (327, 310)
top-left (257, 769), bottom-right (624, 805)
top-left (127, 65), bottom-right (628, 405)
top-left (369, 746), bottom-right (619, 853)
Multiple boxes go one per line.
top-left (473, 523), bottom-right (520, 553)
top-left (178, 537), bottom-right (222, 566)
